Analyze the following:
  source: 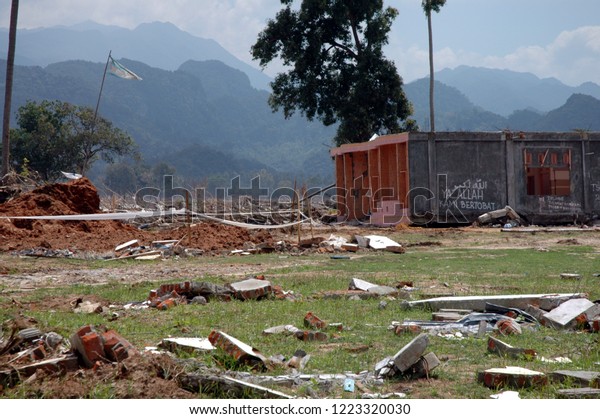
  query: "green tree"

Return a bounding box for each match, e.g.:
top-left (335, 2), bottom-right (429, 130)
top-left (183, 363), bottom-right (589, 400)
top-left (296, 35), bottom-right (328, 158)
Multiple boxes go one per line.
top-left (422, 0), bottom-right (446, 133)
top-left (10, 100), bottom-right (137, 181)
top-left (251, 0), bottom-right (415, 146)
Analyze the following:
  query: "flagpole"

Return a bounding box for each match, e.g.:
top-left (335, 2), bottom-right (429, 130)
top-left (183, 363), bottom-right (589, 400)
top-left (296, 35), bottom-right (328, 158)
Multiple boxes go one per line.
top-left (93, 50), bottom-right (111, 130)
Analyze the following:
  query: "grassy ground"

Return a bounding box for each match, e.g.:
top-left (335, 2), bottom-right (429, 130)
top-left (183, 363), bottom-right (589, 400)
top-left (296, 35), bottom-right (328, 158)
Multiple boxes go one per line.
top-left (1, 227), bottom-right (599, 398)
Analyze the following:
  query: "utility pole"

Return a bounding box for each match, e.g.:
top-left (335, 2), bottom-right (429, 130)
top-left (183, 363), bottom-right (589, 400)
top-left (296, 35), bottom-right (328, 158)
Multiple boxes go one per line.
top-left (1, 0), bottom-right (20, 179)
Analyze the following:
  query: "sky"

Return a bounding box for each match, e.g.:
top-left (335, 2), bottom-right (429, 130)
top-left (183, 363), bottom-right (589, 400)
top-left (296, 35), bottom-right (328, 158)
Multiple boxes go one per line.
top-left (1, 0), bottom-right (600, 86)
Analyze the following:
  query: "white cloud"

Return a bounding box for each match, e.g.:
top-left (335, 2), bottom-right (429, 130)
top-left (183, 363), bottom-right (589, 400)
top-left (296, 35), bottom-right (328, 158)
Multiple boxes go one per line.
top-left (390, 26), bottom-right (600, 86)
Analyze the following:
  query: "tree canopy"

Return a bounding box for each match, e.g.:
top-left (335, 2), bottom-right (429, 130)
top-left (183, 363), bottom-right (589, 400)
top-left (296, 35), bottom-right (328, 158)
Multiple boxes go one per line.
top-left (251, 0), bottom-right (416, 146)
top-left (9, 100), bottom-right (137, 181)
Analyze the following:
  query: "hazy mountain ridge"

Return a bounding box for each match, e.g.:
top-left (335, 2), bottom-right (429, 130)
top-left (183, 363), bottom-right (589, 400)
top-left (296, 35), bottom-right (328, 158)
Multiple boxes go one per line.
top-left (435, 65), bottom-right (600, 116)
top-left (1, 21), bottom-right (599, 186)
top-left (0, 21), bottom-right (272, 90)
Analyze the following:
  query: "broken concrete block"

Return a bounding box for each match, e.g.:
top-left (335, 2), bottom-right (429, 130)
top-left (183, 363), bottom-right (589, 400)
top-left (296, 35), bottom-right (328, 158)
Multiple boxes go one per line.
top-left (208, 330), bottom-right (267, 370)
top-left (543, 298), bottom-right (600, 329)
top-left (349, 277), bottom-right (378, 291)
top-left (304, 312), bottom-right (327, 329)
top-left (228, 278), bottom-right (273, 301)
top-left (406, 352), bottom-right (440, 378)
top-left (392, 333), bottom-right (429, 373)
top-left (374, 356), bottom-right (395, 378)
top-left (550, 370), bottom-right (600, 388)
top-left (487, 336), bottom-right (537, 359)
top-left (478, 366), bottom-right (547, 389)
top-left (159, 337), bottom-right (215, 354)
top-left (262, 325), bottom-right (300, 335)
top-left (365, 235), bottom-right (401, 250)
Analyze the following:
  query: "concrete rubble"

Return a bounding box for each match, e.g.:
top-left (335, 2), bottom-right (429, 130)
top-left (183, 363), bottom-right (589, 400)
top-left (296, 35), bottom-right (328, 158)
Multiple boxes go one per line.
top-left (403, 292), bottom-right (588, 312)
top-left (477, 205), bottom-right (522, 226)
top-left (0, 323), bottom-right (138, 389)
top-left (487, 336), bottom-right (537, 360)
top-left (158, 337), bottom-right (215, 354)
top-left (208, 330), bottom-right (269, 371)
top-left (316, 234), bottom-right (404, 254)
top-left (375, 333), bottom-right (440, 379)
top-left (139, 276), bottom-right (298, 311)
top-left (70, 325), bottom-right (137, 367)
top-left (478, 366), bottom-right (547, 389)
top-left (550, 370), bottom-right (600, 388)
top-left (542, 298), bottom-right (600, 330)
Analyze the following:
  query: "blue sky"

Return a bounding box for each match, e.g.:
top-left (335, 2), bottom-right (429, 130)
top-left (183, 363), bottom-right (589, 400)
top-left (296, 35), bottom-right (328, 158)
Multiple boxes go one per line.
top-left (2, 0), bottom-right (600, 85)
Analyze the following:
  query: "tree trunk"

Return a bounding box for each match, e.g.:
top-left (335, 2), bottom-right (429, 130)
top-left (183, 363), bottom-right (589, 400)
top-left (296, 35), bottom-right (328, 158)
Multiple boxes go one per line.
top-left (427, 11), bottom-right (435, 133)
top-left (2, 0), bottom-right (19, 178)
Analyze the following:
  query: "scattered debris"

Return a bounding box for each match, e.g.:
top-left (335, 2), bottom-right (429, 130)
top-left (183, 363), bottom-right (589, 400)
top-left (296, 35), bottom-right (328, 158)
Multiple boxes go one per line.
top-left (364, 235), bottom-right (404, 253)
top-left (179, 373), bottom-right (294, 399)
top-left (487, 336), bottom-right (537, 360)
top-left (375, 333), bottom-right (439, 380)
top-left (208, 330), bottom-right (269, 371)
top-left (262, 325), bottom-right (301, 336)
top-left (158, 337), bottom-right (215, 354)
top-left (477, 206), bottom-right (522, 226)
top-left (403, 292), bottom-right (587, 312)
top-left (550, 370), bottom-right (600, 388)
top-left (229, 278), bottom-right (273, 301)
top-left (542, 298), bottom-right (600, 330)
top-left (478, 366), bottom-right (547, 389)
top-left (70, 325), bottom-right (137, 367)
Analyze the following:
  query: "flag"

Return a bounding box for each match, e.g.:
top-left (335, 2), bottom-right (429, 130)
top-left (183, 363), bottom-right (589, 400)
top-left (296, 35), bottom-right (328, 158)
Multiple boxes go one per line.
top-left (108, 56), bottom-right (142, 80)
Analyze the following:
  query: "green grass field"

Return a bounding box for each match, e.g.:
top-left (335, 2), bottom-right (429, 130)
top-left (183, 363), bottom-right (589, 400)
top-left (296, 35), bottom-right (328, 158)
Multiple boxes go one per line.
top-left (1, 229), bottom-right (599, 399)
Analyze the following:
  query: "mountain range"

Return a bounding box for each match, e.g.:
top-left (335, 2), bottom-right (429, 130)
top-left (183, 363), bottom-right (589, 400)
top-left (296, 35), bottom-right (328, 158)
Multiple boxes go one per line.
top-left (1, 22), bottom-right (600, 188)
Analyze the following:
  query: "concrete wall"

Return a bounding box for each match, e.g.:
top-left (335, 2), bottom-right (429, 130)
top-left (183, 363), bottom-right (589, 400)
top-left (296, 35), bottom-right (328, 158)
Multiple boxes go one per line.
top-left (408, 132), bottom-right (600, 225)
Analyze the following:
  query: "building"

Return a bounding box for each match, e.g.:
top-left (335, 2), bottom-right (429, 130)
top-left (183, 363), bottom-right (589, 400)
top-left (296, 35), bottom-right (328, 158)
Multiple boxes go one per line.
top-left (330, 131), bottom-right (600, 225)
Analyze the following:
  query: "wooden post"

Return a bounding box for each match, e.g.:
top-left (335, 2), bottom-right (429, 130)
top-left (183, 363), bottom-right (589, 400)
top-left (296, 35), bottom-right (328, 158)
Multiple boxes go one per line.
top-left (186, 189), bottom-right (191, 247)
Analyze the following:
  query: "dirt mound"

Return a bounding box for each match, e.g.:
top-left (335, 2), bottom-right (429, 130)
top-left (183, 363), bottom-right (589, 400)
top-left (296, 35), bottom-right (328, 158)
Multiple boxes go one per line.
top-left (0, 178), bottom-right (273, 253)
top-left (0, 177), bottom-right (100, 216)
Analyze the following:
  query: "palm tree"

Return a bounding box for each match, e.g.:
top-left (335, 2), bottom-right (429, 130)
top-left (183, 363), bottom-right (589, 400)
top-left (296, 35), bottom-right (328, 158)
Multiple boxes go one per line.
top-left (2, 0), bottom-right (19, 177)
top-left (422, 0), bottom-right (446, 133)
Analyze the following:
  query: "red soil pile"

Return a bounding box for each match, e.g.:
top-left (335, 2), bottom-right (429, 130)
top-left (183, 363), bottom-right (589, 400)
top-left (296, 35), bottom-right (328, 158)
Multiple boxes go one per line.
top-left (0, 178), bottom-right (271, 253)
